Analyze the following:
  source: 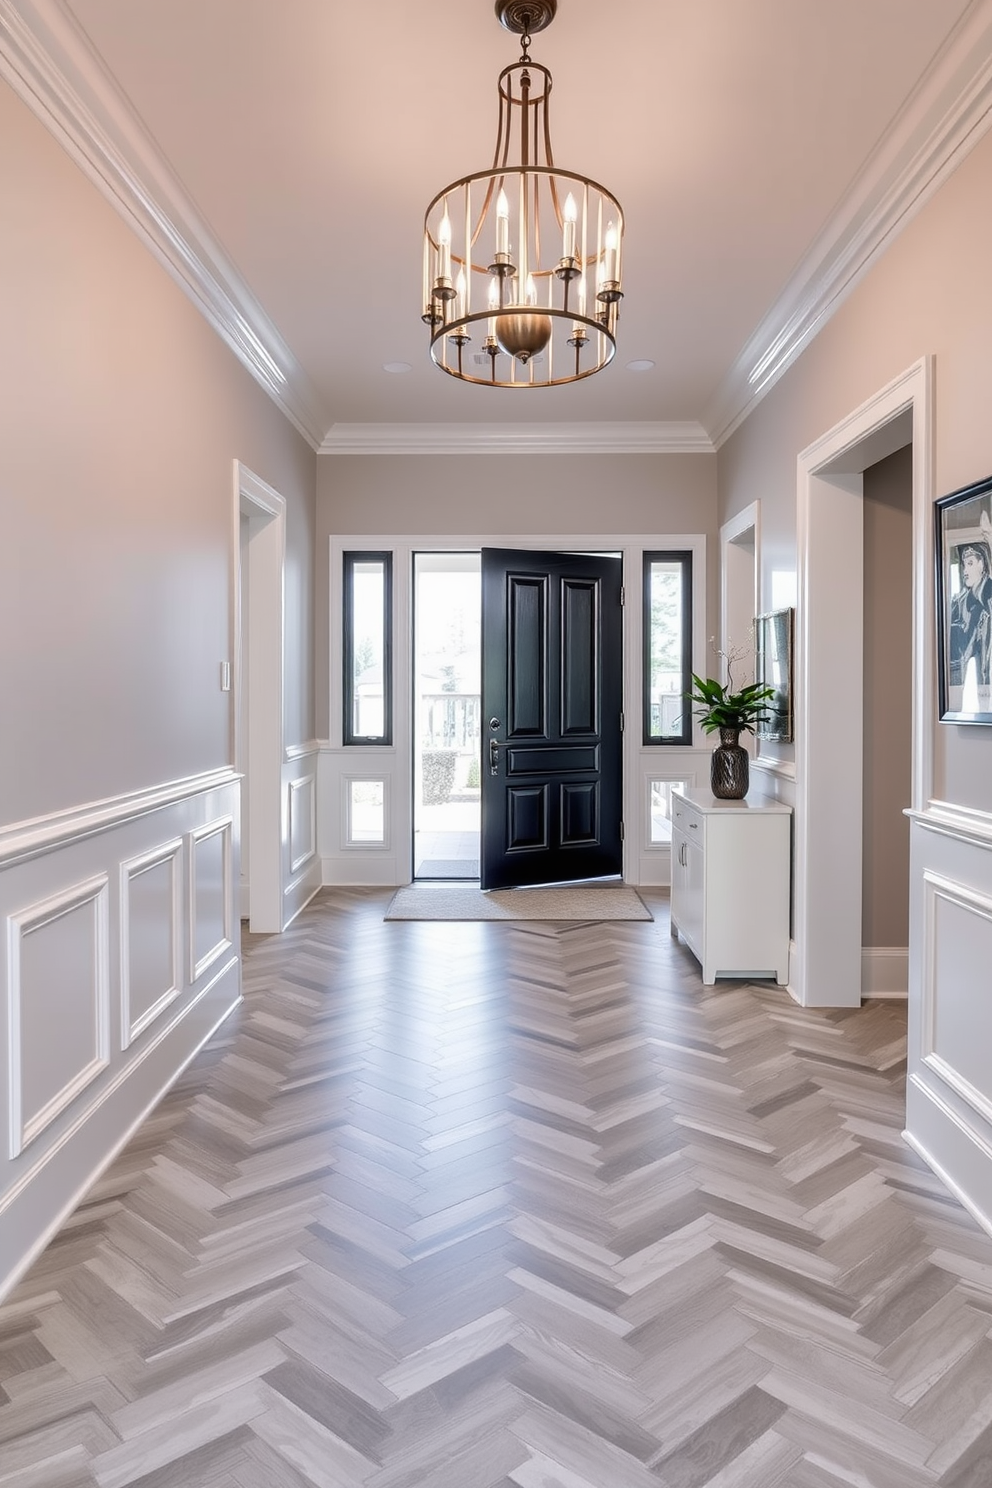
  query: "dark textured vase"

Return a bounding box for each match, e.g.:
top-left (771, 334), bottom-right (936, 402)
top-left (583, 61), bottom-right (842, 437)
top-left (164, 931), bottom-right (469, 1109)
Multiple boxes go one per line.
top-left (710, 727), bottom-right (749, 799)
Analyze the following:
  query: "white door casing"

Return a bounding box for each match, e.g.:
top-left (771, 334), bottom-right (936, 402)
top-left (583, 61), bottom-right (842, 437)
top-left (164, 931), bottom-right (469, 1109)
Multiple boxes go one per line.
top-left (793, 358), bottom-right (931, 1007)
top-left (233, 462), bottom-right (286, 935)
top-left (325, 533), bottom-right (710, 888)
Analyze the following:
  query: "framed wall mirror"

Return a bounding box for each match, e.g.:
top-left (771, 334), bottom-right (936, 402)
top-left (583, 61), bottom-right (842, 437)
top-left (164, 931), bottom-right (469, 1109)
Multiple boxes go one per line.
top-left (755, 607), bottom-right (794, 741)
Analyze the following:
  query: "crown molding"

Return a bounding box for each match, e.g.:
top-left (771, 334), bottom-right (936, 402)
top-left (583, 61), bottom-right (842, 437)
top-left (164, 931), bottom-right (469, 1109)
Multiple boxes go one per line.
top-left (318, 421), bottom-right (715, 456)
top-left (704, 0), bottom-right (992, 449)
top-left (0, 0), bottom-right (330, 450)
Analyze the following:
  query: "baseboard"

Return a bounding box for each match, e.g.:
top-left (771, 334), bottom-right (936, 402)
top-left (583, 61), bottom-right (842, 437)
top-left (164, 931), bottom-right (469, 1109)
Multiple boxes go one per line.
top-left (283, 860), bottom-right (323, 929)
top-left (321, 854), bottom-right (403, 887)
top-left (0, 958), bottom-right (240, 1305)
top-left (861, 945), bottom-right (909, 998)
top-left (903, 1121), bottom-right (992, 1245)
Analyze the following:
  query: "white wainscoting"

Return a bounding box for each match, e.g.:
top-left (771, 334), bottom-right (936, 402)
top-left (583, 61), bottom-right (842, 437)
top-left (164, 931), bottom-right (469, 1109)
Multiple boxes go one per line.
top-left (282, 746), bottom-right (321, 926)
top-left (7, 874), bottom-right (111, 1160)
top-left (0, 770), bottom-right (242, 1302)
top-left (318, 746), bottom-right (405, 887)
top-left (636, 751), bottom-right (706, 887)
top-left (906, 808), bottom-right (992, 1238)
top-left (120, 839), bottom-right (182, 1049)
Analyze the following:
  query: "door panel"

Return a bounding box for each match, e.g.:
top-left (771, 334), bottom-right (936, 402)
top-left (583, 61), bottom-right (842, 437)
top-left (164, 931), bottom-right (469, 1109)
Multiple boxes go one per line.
top-left (481, 547), bottom-right (622, 890)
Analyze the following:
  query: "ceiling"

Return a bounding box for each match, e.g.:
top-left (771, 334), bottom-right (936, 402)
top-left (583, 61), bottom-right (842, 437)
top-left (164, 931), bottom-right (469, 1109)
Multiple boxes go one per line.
top-left (6, 0), bottom-right (991, 449)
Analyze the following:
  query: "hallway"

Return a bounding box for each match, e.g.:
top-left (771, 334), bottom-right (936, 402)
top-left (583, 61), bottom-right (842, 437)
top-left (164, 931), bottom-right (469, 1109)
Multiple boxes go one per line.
top-left (1, 890), bottom-right (990, 1487)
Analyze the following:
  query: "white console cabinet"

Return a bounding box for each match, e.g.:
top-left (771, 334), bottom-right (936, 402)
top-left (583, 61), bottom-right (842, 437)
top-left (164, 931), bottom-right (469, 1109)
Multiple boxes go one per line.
top-left (670, 787), bottom-right (791, 985)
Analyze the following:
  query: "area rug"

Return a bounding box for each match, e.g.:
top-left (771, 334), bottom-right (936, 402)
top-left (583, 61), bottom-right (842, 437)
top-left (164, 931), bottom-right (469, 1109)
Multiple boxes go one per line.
top-left (384, 882), bottom-right (653, 922)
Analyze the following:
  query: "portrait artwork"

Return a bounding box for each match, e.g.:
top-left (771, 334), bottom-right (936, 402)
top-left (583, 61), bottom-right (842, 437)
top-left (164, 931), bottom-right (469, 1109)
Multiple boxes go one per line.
top-left (936, 475), bottom-right (992, 724)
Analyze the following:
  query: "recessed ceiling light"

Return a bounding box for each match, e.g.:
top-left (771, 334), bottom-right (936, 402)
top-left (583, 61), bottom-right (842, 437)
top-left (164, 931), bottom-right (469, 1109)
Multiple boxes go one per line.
top-left (382, 361), bottom-right (412, 374)
top-left (626, 359), bottom-right (655, 372)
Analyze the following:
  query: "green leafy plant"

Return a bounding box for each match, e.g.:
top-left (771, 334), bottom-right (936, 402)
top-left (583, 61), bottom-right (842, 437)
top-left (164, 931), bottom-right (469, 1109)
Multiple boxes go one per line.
top-left (687, 673), bottom-right (776, 735)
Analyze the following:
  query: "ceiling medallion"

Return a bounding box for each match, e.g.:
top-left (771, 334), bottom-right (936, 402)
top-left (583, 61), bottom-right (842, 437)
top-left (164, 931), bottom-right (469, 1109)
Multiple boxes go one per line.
top-left (421, 0), bottom-right (624, 388)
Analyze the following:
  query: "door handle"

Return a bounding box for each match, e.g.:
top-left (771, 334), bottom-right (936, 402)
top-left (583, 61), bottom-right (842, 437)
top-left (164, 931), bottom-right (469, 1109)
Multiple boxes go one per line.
top-left (489, 737), bottom-right (501, 776)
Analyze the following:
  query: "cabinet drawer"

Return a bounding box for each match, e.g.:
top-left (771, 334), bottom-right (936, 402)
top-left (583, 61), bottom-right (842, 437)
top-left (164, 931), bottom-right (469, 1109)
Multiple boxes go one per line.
top-left (671, 795), bottom-right (704, 841)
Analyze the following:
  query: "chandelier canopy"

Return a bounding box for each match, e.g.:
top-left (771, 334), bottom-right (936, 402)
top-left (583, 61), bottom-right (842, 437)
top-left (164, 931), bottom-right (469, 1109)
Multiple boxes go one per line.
top-left (422, 0), bottom-right (625, 388)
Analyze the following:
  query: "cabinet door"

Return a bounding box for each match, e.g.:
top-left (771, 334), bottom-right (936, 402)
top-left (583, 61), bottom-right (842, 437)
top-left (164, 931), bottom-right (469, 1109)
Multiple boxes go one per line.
top-left (670, 828), bottom-right (687, 930)
top-left (671, 828), bottom-right (703, 957)
top-left (681, 837), bottom-right (705, 957)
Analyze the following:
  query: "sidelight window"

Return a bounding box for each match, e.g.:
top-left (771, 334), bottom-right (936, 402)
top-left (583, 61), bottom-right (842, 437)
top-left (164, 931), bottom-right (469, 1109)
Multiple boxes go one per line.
top-left (343, 552), bottom-right (392, 745)
top-left (643, 552), bottom-right (692, 744)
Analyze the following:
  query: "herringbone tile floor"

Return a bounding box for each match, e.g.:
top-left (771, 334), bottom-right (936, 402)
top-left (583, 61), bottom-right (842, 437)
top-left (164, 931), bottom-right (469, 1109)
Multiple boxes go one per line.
top-left (2, 887), bottom-right (992, 1487)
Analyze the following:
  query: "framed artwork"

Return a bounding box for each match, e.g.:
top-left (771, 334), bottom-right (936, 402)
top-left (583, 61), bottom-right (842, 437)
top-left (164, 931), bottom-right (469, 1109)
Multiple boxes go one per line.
top-left (936, 474), bottom-right (992, 724)
top-left (755, 607), bottom-right (794, 742)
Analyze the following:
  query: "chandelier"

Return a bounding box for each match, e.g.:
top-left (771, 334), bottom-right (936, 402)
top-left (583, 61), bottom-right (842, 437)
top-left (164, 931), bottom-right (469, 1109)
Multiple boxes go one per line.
top-left (422, 0), bottom-right (624, 388)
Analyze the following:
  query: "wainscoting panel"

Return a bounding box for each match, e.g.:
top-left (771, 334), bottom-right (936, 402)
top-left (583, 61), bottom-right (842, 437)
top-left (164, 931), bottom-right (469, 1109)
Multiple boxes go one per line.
top-left (7, 875), bottom-right (110, 1160)
top-left (635, 753), bottom-right (704, 887)
top-left (282, 750), bottom-right (321, 927)
top-left (188, 817), bottom-right (233, 982)
top-left (906, 811), bottom-right (992, 1236)
top-left (0, 771), bottom-right (242, 1302)
top-left (120, 840), bottom-right (182, 1048)
top-left (288, 773), bottom-right (315, 874)
top-left (318, 746), bottom-right (405, 887)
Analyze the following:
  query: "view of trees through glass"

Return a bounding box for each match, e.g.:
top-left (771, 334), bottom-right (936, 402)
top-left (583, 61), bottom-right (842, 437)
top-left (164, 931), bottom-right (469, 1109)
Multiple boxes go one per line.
top-left (644, 553), bottom-right (692, 744)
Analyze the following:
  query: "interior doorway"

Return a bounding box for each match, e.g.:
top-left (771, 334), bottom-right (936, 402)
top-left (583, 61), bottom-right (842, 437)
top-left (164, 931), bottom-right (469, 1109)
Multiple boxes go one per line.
top-left (720, 502), bottom-right (759, 757)
top-left (862, 444), bottom-right (913, 994)
top-left (794, 360), bottom-right (930, 1007)
top-left (234, 462), bottom-right (286, 934)
top-left (413, 552), bottom-right (481, 879)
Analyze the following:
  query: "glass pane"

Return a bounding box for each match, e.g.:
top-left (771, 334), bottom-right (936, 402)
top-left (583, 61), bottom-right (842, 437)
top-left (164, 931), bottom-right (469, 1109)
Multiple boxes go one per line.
top-left (649, 780), bottom-right (687, 844)
top-left (346, 556), bottom-right (389, 743)
top-left (413, 552), bottom-right (481, 880)
top-left (349, 780), bottom-right (384, 844)
top-left (646, 557), bottom-right (689, 742)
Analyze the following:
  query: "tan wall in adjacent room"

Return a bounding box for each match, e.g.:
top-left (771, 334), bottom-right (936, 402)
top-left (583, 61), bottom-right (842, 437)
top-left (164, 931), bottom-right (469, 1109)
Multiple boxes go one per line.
top-left (862, 445), bottom-right (913, 948)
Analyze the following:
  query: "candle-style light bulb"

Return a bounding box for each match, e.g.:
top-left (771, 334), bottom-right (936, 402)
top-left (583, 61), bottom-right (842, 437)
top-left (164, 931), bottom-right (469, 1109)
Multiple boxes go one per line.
top-left (604, 220), bottom-right (618, 283)
top-left (438, 209), bottom-right (452, 283)
top-left (526, 274), bottom-right (537, 306)
top-left (496, 189), bottom-right (510, 257)
top-left (563, 193), bottom-right (577, 261)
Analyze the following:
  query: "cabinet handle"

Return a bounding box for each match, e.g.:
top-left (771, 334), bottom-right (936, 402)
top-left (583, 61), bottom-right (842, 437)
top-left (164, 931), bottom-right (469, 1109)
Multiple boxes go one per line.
top-left (688, 822), bottom-right (697, 829)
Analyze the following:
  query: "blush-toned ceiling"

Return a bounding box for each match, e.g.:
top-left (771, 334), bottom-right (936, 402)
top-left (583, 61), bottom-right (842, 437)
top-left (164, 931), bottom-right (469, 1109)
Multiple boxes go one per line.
top-left (12, 0), bottom-right (988, 445)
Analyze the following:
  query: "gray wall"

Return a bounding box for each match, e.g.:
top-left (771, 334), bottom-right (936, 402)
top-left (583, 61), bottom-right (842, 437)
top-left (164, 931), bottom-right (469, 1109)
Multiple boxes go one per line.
top-left (1, 77), bottom-right (316, 828)
top-left (717, 122), bottom-right (992, 815)
top-left (862, 445), bottom-right (913, 947)
top-left (315, 450), bottom-right (718, 737)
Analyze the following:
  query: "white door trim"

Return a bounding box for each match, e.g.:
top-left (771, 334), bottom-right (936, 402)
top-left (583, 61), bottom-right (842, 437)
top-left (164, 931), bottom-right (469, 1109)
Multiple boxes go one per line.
top-left (793, 357), bottom-right (932, 1007)
top-left (233, 461), bottom-right (286, 934)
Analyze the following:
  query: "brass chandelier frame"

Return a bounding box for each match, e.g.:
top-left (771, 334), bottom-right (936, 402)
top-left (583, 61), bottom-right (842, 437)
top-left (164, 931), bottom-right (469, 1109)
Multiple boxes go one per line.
top-left (422, 0), bottom-right (625, 388)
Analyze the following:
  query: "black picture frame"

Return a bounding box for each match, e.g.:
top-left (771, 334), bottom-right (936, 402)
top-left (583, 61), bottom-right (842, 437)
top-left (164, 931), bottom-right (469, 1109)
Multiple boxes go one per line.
top-left (935, 475), bottom-right (992, 725)
top-left (755, 608), bottom-right (794, 742)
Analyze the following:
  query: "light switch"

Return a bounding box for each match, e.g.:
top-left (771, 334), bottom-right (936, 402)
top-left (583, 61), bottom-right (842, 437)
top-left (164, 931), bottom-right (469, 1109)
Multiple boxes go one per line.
top-left (220, 661), bottom-right (231, 692)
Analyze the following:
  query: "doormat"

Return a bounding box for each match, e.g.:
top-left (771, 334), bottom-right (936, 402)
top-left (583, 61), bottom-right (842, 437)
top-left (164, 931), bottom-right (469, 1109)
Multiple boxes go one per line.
top-left (384, 883), bottom-right (653, 922)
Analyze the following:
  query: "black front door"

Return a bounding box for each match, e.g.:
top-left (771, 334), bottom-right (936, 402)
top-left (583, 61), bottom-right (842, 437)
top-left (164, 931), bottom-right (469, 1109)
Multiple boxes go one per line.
top-left (480, 547), bottom-right (623, 890)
